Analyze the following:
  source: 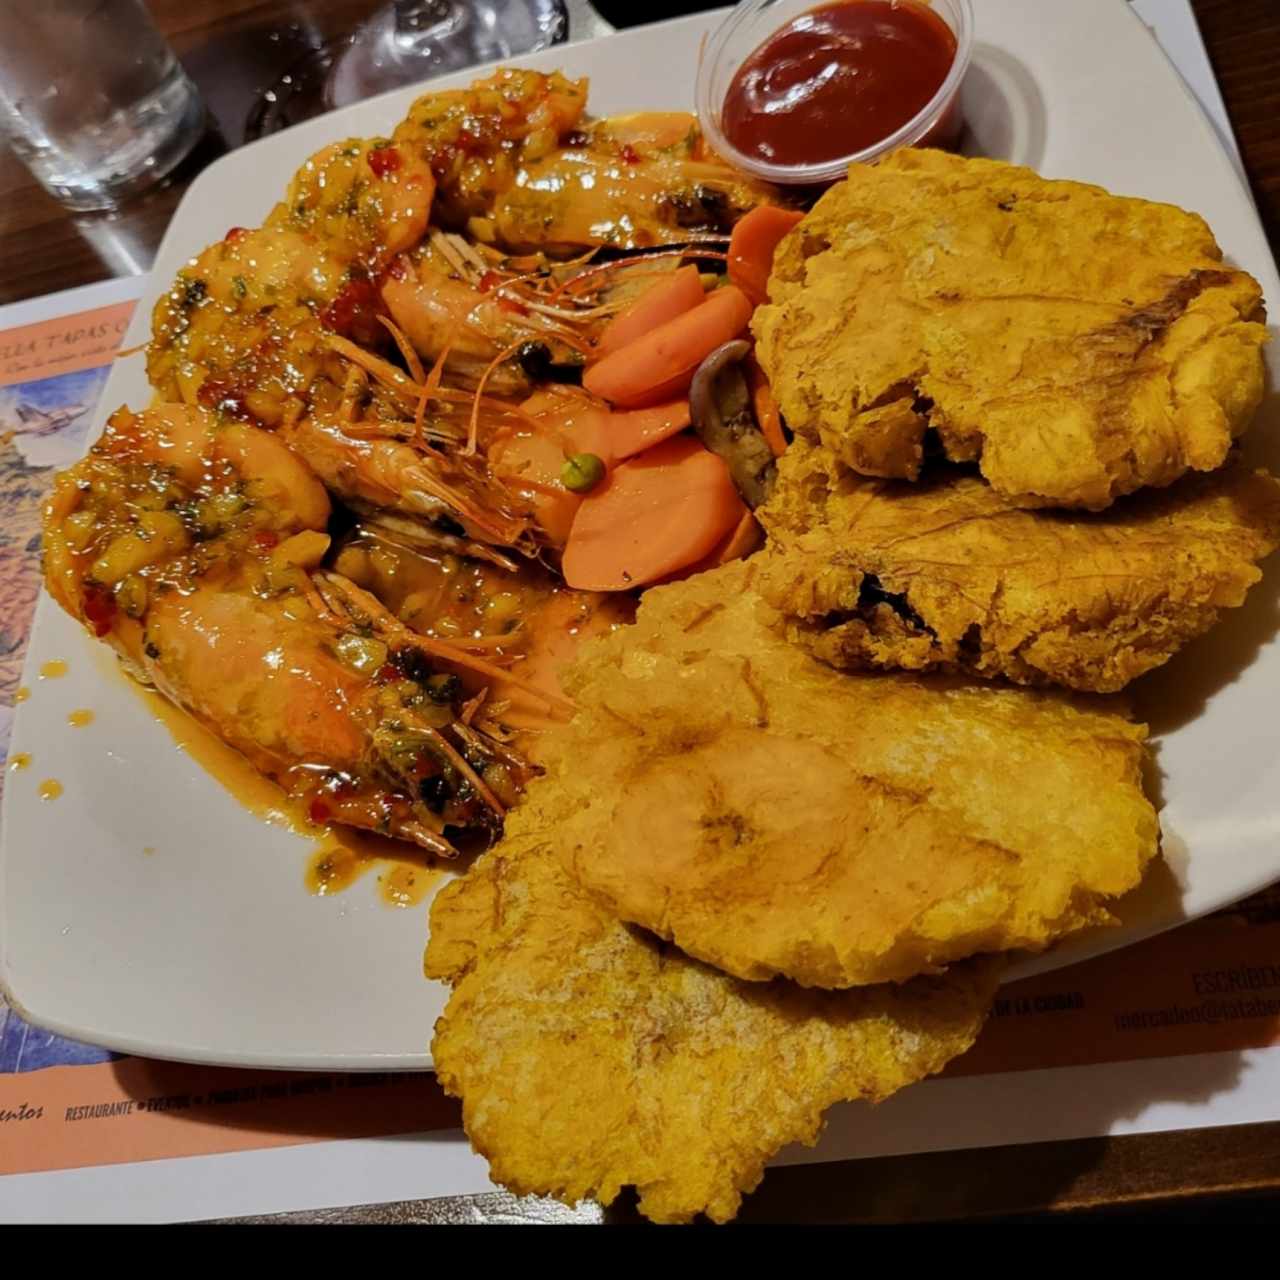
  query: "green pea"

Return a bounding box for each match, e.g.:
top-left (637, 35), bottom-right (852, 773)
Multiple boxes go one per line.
top-left (561, 452), bottom-right (606, 494)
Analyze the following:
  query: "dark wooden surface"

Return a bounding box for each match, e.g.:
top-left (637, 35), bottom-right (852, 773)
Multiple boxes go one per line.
top-left (1, 0), bottom-right (1278, 1225)
top-left (1193, 0), bottom-right (1280, 250)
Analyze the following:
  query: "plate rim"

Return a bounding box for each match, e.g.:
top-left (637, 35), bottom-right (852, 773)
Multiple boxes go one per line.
top-left (4, 1), bottom-right (1279, 1069)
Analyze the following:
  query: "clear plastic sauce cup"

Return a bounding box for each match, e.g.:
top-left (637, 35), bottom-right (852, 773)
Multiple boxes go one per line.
top-left (696, 0), bottom-right (975, 187)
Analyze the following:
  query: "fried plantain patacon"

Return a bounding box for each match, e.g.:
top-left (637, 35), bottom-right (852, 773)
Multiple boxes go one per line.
top-left (427, 792), bottom-right (998, 1224)
top-left (526, 561), bottom-right (1159, 989)
top-left (754, 150), bottom-right (1267, 510)
top-left (758, 437), bottom-right (1280, 693)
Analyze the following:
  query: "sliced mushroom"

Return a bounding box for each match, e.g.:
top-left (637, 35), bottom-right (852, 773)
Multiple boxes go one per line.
top-left (689, 338), bottom-right (777, 508)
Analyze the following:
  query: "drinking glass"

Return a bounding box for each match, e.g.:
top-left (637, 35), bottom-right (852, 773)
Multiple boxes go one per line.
top-left (248, 0), bottom-right (571, 137)
top-left (330, 1), bottom-right (570, 105)
top-left (0, 0), bottom-right (205, 211)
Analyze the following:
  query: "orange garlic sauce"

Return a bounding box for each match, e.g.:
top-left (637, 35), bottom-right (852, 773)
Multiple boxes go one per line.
top-left (332, 526), bottom-right (632, 741)
top-left (97, 527), bottom-right (628, 905)
top-left (139, 686), bottom-right (446, 909)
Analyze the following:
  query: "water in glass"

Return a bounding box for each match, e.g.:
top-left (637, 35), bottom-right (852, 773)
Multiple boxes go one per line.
top-left (0, 0), bottom-right (204, 211)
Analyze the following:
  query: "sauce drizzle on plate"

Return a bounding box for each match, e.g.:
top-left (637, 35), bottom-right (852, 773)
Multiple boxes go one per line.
top-left (141, 680), bottom-right (447, 908)
top-left (306, 841), bottom-right (442, 908)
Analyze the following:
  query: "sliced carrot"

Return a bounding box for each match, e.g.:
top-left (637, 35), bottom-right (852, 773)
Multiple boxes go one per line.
top-left (713, 510), bottom-right (764, 565)
top-left (583, 285), bottom-right (754, 409)
top-left (728, 205), bottom-right (805, 306)
top-left (606, 399), bottom-right (691, 461)
top-left (488, 428), bottom-right (581, 547)
top-left (595, 264), bottom-right (706, 356)
top-left (654, 510), bottom-right (764, 587)
top-left (562, 436), bottom-right (746, 591)
top-left (743, 353), bottom-right (787, 458)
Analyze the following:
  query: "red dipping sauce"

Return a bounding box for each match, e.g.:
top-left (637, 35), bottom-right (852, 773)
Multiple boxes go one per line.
top-left (721, 0), bottom-right (960, 168)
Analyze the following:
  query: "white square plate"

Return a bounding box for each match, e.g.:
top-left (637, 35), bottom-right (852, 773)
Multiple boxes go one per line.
top-left (3, 1), bottom-right (1279, 1070)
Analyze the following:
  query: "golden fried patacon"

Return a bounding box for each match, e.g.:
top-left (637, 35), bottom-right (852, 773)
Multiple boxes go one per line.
top-left (753, 150), bottom-right (1267, 510)
top-left (543, 561), bottom-right (1158, 989)
top-left (760, 438), bottom-right (1280, 692)
top-left (427, 797), bottom-right (998, 1225)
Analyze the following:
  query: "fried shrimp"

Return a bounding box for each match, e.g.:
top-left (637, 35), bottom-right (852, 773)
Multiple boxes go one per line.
top-left (44, 405), bottom-right (537, 850)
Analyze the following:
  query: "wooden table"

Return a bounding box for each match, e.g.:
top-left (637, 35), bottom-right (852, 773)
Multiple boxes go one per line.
top-left (3, 0), bottom-right (1278, 1224)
